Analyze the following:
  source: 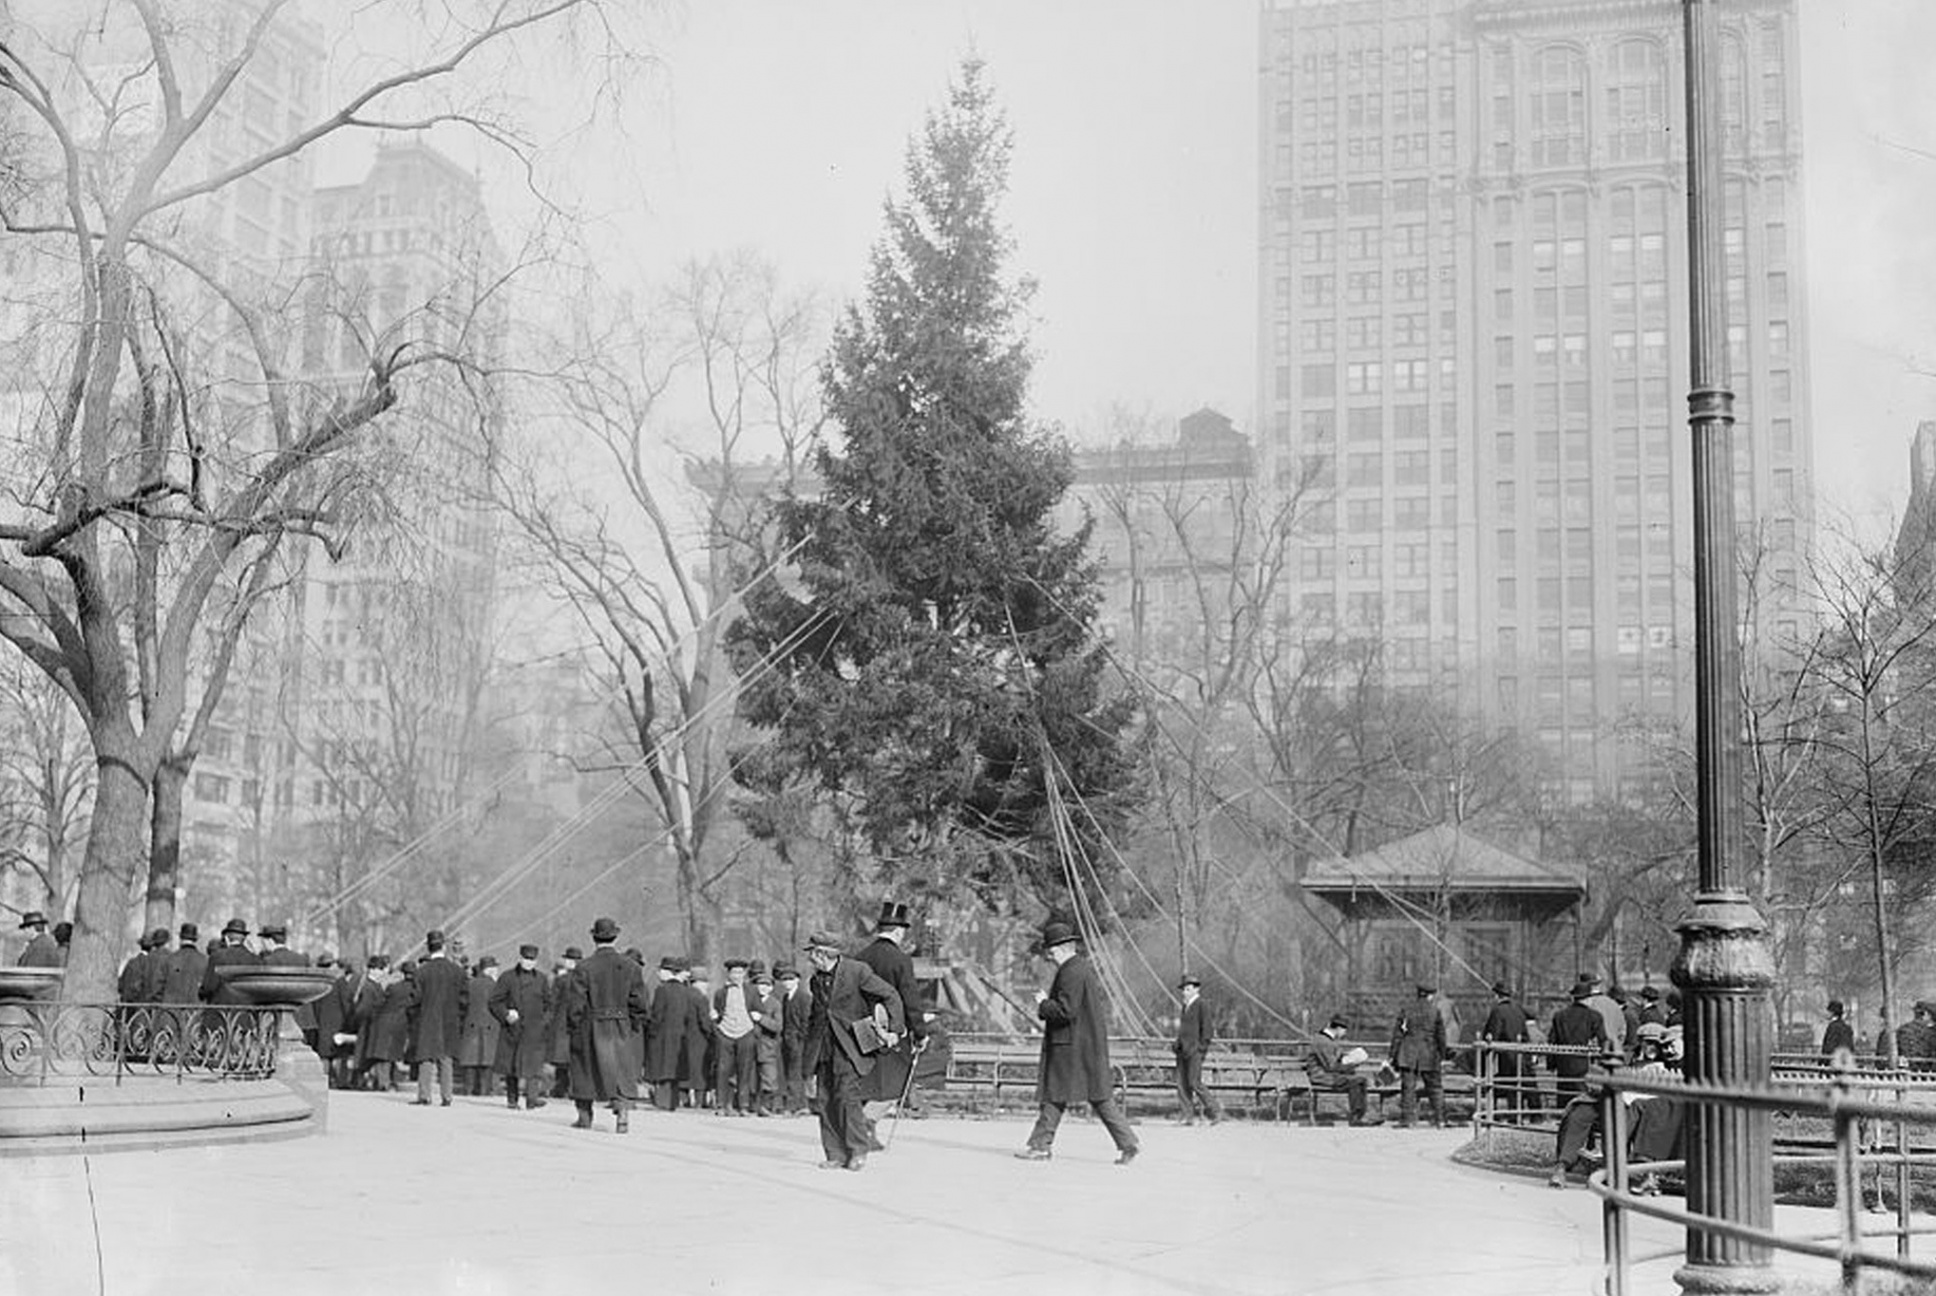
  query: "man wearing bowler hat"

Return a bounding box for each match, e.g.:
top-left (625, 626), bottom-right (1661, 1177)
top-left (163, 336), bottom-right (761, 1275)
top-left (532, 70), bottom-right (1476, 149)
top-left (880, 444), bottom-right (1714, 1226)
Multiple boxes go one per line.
top-left (199, 917), bottom-right (259, 1003)
top-left (1480, 980), bottom-right (1533, 1124)
top-left (1390, 981), bottom-right (1448, 1128)
top-left (1014, 920), bottom-right (1140, 1165)
top-left (564, 916), bottom-right (650, 1131)
top-left (1172, 973), bottom-right (1222, 1125)
top-left (492, 943), bottom-right (553, 1109)
top-left (16, 911), bottom-right (59, 967)
top-left (409, 928), bottom-right (468, 1107)
top-left (802, 928), bottom-right (904, 1170)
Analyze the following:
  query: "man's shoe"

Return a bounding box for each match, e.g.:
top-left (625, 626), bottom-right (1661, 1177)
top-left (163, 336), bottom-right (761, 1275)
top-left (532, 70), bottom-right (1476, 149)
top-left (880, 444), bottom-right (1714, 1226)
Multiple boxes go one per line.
top-left (571, 1113), bottom-right (594, 1130)
top-left (1115, 1147), bottom-right (1139, 1166)
top-left (867, 1133), bottom-right (886, 1152)
top-left (615, 1113), bottom-right (630, 1134)
top-left (526, 1098), bottom-right (546, 1110)
top-left (440, 1098), bottom-right (452, 1107)
top-left (409, 1099), bottom-right (431, 1106)
top-left (845, 1155), bottom-right (867, 1171)
top-left (817, 1159), bottom-right (847, 1170)
top-left (505, 1098), bottom-right (519, 1109)
top-left (1013, 1147), bottom-right (1052, 1161)
top-left (1547, 1168), bottom-right (1569, 1189)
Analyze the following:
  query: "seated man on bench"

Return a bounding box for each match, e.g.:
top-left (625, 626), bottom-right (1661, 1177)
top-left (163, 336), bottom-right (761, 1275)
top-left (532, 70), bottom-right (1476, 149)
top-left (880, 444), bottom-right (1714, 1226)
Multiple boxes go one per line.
top-left (1306, 1015), bottom-right (1380, 1126)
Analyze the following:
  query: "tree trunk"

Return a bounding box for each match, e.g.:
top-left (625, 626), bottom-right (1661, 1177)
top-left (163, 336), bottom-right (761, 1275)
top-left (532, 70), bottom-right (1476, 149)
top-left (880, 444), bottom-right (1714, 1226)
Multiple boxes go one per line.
top-left (64, 748), bottom-right (149, 1003)
top-left (144, 755), bottom-right (189, 934)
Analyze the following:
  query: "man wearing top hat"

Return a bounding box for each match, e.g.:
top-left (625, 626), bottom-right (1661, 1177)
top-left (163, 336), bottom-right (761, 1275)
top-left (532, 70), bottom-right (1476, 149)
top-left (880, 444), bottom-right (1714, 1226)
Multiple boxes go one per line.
top-left (1014, 920), bottom-right (1140, 1165)
top-left (802, 928), bottom-right (904, 1170)
top-left (492, 944), bottom-right (553, 1110)
top-left (855, 900), bottom-right (927, 1131)
top-left (1390, 981), bottom-right (1447, 1128)
top-left (409, 928), bottom-right (469, 1107)
top-left (15, 910), bottom-right (59, 967)
top-left (564, 916), bottom-right (650, 1132)
top-left (199, 917), bottom-right (260, 1003)
top-left (1172, 973), bottom-right (1222, 1125)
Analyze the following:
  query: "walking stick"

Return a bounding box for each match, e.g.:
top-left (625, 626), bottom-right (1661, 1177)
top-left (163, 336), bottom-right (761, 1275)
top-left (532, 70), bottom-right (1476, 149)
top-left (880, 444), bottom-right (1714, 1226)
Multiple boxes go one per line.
top-left (883, 1036), bottom-right (929, 1150)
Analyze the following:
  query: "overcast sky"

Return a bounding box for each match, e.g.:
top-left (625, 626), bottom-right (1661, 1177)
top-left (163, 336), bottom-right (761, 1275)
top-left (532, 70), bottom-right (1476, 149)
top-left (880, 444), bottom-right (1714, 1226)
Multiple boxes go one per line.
top-left (519, 0), bottom-right (1936, 527)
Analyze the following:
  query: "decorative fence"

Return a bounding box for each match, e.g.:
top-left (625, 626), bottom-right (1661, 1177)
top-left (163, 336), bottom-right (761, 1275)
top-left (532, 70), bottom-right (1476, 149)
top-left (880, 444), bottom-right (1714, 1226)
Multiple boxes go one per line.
top-left (0, 1002), bottom-right (284, 1085)
top-left (1591, 1069), bottom-right (1936, 1295)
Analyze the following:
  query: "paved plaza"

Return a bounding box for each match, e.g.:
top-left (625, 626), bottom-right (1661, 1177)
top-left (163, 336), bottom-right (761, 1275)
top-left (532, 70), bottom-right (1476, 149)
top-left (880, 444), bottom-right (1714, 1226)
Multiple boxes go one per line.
top-left (1, 1092), bottom-right (1850, 1295)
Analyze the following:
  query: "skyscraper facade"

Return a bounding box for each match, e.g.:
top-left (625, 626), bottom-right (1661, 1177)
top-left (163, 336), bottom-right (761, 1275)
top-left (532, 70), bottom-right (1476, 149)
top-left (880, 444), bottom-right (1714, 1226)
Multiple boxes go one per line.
top-left (1259, 0), bottom-right (1811, 798)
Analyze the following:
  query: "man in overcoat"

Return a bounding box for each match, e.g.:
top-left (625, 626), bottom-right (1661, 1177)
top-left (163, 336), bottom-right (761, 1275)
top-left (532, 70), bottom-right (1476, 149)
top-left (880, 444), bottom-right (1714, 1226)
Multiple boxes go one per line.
top-left (257, 922), bottom-right (308, 967)
top-left (1480, 980), bottom-right (1533, 1123)
top-left (682, 962), bottom-right (715, 1109)
top-left (1172, 973), bottom-right (1221, 1125)
top-left (1390, 981), bottom-right (1447, 1128)
top-left (564, 916), bottom-right (651, 1132)
top-left (546, 947), bottom-right (580, 1098)
top-left (159, 922), bottom-right (206, 1005)
top-left (1014, 921), bottom-right (1139, 1166)
top-left (644, 956), bottom-right (692, 1109)
top-left (15, 911), bottom-right (59, 966)
top-left (458, 955), bottom-right (501, 1097)
top-left (855, 902), bottom-right (926, 1123)
top-left (491, 944), bottom-right (552, 1109)
top-left (199, 917), bottom-right (259, 1004)
top-left (777, 963), bottom-right (812, 1115)
top-left (409, 929), bottom-right (469, 1107)
top-left (1549, 977), bottom-right (1611, 1106)
top-left (802, 929), bottom-right (903, 1170)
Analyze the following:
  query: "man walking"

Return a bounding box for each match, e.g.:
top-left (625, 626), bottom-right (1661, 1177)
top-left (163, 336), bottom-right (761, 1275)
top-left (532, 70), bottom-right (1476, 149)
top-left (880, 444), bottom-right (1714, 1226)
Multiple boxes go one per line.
top-left (410, 929), bottom-right (468, 1107)
top-left (492, 944), bottom-right (552, 1109)
top-left (802, 929), bottom-right (903, 1170)
top-left (1390, 981), bottom-right (1447, 1128)
top-left (855, 901), bottom-right (926, 1135)
top-left (1014, 921), bottom-right (1139, 1166)
top-left (1172, 973), bottom-right (1222, 1125)
top-left (564, 917), bottom-right (650, 1132)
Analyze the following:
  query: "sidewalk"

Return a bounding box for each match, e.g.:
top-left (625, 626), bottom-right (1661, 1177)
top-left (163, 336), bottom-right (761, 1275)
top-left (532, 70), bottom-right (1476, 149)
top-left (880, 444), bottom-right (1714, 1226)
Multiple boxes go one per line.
top-left (0, 1094), bottom-right (1820, 1295)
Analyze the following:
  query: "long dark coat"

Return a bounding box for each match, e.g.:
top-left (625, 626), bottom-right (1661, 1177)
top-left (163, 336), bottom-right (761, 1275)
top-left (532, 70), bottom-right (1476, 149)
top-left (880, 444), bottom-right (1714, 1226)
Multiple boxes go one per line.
top-left (117, 950), bottom-right (154, 1003)
top-left (457, 970), bottom-right (501, 1067)
top-left (803, 955), bottom-right (904, 1078)
top-left (1390, 997), bottom-right (1446, 1072)
top-left (490, 966), bottom-right (552, 1077)
top-left (368, 978), bottom-right (416, 1063)
top-left (854, 935), bottom-right (924, 1100)
top-left (565, 946), bottom-right (649, 1102)
top-left (546, 969), bottom-right (574, 1066)
top-left (410, 956), bottom-right (469, 1062)
top-left (159, 945), bottom-right (209, 1004)
top-left (1035, 952), bottom-right (1116, 1105)
top-left (644, 976), bottom-right (694, 1083)
top-left (308, 976), bottom-right (352, 1060)
top-left (199, 941), bottom-right (260, 1003)
top-left (680, 981), bottom-right (713, 1087)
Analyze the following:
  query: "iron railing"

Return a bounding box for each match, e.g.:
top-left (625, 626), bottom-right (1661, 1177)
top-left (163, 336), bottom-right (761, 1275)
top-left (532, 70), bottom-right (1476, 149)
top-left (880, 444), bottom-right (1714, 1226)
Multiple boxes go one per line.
top-left (0, 1001), bottom-right (284, 1085)
top-left (1583, 1069), bottom-right (1936, 1295)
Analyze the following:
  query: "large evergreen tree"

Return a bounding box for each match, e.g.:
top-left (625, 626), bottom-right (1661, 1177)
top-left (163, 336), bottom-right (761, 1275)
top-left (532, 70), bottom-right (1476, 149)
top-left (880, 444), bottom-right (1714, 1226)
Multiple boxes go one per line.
top-left (727, 60), bottom-right (1139, 916)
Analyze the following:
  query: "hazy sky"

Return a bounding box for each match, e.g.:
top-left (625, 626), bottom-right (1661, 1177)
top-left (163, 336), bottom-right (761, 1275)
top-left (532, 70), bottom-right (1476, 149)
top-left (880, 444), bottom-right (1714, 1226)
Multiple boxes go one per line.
top-left (524, 0), bottom-right (1936, 526)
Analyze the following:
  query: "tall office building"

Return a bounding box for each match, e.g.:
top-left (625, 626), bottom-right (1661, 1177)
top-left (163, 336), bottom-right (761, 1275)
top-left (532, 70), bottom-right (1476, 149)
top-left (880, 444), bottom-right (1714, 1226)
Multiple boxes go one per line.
top-left (1259, 0), bottom-right (1811, 798)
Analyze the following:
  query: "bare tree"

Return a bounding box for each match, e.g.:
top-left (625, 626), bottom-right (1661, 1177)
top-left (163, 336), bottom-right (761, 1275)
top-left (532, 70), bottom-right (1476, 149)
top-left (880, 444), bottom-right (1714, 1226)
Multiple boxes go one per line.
top-left (0, 0), bottom-right (623, 999)
top-left (494, 254), bottom-right (826, 963)
top-left (0, 654), bottom-right (96, 915)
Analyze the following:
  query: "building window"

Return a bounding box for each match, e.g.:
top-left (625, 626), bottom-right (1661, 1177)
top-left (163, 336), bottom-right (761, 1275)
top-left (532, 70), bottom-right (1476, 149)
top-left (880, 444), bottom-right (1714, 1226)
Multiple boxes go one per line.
top-left (1607, 40), bottom-right (1669, 161)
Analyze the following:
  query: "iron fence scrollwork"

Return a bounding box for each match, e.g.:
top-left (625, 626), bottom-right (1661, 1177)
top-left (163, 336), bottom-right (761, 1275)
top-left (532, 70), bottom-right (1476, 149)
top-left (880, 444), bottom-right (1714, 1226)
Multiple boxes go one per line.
top-left (0, 1002), bottom-right (284, 1085)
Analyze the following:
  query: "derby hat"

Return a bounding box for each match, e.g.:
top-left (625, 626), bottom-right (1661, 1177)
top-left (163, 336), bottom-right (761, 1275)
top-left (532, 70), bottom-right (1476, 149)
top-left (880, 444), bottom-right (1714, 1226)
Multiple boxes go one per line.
top-left (589, 917), bottom-right (620, 943)
top-left (260, 922), bottom-right (288, 940)
top-left (723, 956), bottom-right (749, 970)
top-left (1490, 980), bottom-right (1512, 997)
top-left (424, 928), bottom-right (446, 951)
top-left (1641, 985), bottom-right (1662, 1001)
top-left (562, 946), bottom-right (584, 960)
top-left (1039, 920), bottom-right (1079, 950)
top-left (519, 943), bottom-right (540, 958)
top-left (221, 917), bottom-right (250, 937)
top-left (147, 927), bottom-right (170, 947)
top-left (1178, 973), bottom-right (1202, 988)
top-left (179, 922), bottom-right (199, 943)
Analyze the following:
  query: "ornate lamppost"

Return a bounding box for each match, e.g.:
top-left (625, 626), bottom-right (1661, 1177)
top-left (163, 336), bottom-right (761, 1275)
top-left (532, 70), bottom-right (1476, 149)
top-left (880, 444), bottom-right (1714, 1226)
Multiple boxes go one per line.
top-left (1670, 1), bottom-right (1778, 1292)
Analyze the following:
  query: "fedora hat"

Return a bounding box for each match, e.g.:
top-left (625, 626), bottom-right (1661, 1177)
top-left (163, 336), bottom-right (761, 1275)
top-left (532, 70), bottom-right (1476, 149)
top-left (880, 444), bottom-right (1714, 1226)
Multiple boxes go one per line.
top-left (1039, 920), bottom-right (1078, 950)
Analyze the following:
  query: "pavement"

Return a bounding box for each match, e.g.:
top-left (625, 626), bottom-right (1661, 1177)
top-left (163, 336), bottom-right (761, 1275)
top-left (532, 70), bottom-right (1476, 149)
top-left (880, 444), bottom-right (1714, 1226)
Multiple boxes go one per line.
top-left (0, 1093), bottom-right (1849, 1296)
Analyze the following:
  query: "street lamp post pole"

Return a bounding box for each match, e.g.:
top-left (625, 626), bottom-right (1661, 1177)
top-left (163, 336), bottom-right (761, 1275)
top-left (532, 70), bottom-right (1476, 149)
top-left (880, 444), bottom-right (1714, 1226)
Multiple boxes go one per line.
top-left (1672, 1), bottom-right (1778, 1292)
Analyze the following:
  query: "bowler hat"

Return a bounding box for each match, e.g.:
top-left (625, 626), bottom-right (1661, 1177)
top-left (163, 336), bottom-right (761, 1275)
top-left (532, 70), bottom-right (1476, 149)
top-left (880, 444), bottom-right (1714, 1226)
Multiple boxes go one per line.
top-left (1571, 979), bottom-right (1595, 1000)
top-left (519, 943), bottom-right (540, 958)
top-left (1178, 973), bottom-right (1202, 988)
top-left (1039, 921), bottom-right (1079, 950)
top-left (17, 910), bottom-right (47, 930)
top-left (221, 917), bottom-right (249, 937)
top-left (1641, 985), bottom-right (1662, 1001)
top-left (724, 957), bottom-right (749, 970)
top-left (179, 922), bottom-right (199, 943)
top-left (1827, 999), bottom-right (1844, 1017)
top-left (1327, 1015), bottom-right (1351, 1031)
top-left (747, 959), bottom-right (767, 977)
top-left (802, 930), bottom-right (843, 952)
top-left (563, 946), bottom-right (584, 961)
top-left (1490, 981), bottom-right (1511, 998)
top-left (1415, 982), bottom-right (1435, 996)
top-left (147, 927), bottom-right (170, 946)
top-left (136, 930), bottom-right (155, 951)
top-left (875, 900), bottom-right (912, 930)
top-left (424, 928), bottom-right (446, 951)
top-left (589, 917), bottom-right (620, 943)
top-left (260, 922), bottom-right (287, 940)
top-left (753, 970), bottom-right (774, 985)
top-left (477, 955), bottom-right (498, 970)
